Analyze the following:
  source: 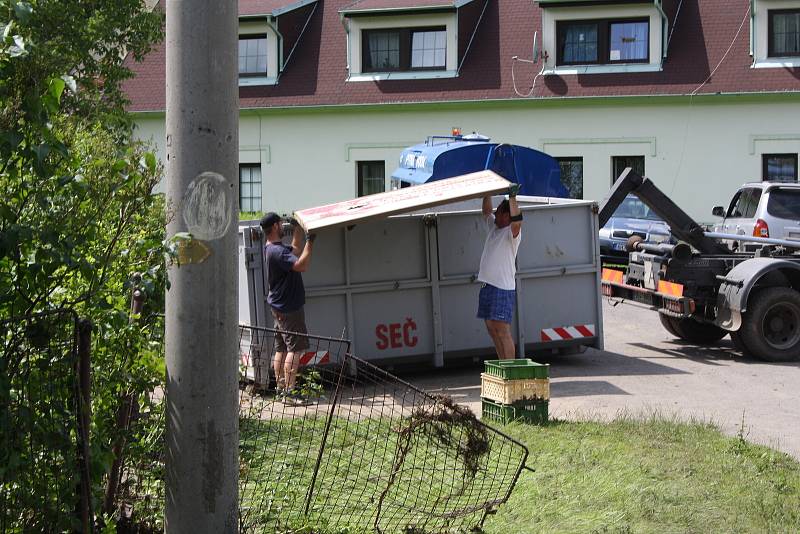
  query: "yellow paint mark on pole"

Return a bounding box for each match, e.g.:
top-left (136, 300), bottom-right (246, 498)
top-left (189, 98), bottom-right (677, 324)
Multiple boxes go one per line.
top-left (177, 239), bottom-right (212, 265)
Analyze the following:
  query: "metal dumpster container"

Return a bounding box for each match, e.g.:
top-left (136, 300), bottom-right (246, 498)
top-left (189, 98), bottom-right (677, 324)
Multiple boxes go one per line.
top-left (239, 195), bottom-right (603, 367)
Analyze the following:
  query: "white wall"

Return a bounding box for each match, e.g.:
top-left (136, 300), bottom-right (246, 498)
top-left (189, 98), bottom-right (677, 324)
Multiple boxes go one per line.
top-left (132, 99), bottom-right (800, 222)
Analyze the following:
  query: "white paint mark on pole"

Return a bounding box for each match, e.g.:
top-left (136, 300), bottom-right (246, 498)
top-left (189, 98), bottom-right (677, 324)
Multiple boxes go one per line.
top-left (182, 172), bottom-right (232, 240)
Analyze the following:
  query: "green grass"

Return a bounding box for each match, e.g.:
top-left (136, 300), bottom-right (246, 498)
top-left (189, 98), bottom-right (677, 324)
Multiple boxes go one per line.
top-left (237, 408), bottom-right (800, 533)
top-left (484, 414), bottom-right (800, 534)
top-left (238, 409), bottom-right (523, 533)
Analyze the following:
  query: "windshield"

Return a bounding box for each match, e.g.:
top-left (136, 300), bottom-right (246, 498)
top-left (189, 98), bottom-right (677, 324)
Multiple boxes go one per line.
top-left (767, 189), bottom-right (800, 219)
top-left (613, 196), bottom-right (664, 221)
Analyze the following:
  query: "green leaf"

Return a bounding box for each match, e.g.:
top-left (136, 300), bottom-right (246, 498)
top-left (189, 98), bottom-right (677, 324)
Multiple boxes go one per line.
top-left (34, 143), bottom-right (51, 164)
top-left (0, 130), bottom-right (23, 149)
top-left (43, 77), bottom-right (66, 113)
top-left (144, 152), bottom-right (157, 173)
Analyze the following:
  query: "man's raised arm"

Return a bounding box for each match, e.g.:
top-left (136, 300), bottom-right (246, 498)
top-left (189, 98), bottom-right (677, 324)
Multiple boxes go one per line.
top-left (509, 184), bottom-right (522, 238)
top-left (482, 195), bottom-right (493, 217)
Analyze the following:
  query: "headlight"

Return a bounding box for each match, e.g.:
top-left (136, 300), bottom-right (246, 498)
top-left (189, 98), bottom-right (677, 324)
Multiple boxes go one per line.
top-left (650, 233), bottom-right (671, 244)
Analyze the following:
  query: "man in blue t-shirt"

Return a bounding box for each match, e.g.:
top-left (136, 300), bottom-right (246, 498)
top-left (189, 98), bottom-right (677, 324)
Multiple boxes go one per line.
top-left (260, 212), bottom-right (315, 400)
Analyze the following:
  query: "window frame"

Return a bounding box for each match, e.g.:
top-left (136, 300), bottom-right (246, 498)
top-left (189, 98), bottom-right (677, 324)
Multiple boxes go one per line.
top-left (361, 26), bottom-right (447, 73)
top-left (239, 163), bottom-right (262, 213)
top-left (768, 9), bottom-right (800, 58)
top-left (238, 34), bottom-right (269, 78)
top-left (356, 160), bottom-right (386, 197)
top-left (611, 155), bottom-right (645, 186)
top-left (557, 17), bottom-right (650, 67)
top-left (762, 153), bottom-right (799, 183)
top-left (555, 156), bottom-right (584, 200)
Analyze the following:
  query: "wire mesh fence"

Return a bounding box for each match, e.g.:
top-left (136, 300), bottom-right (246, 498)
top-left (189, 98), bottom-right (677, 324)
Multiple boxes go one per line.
top-left (238, 325), bottom-right (529, 533)
top-left (0, 309), bottom-right (92, 533)
top-left (111, 324), bottom-right (529, 532)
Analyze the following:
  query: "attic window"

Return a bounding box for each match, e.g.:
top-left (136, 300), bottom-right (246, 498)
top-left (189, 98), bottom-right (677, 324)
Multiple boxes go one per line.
top-left (362, 27), bottom-right (447, 72)
top-left (238, 35), bottom-right (268, 77)
top-left (769, 9), bottom-right (800, 58)
top-left (557, 18), bottom-right (649, 66)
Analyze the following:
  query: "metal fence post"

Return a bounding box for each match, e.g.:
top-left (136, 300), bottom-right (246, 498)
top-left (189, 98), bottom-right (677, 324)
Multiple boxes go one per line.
top-left (104, 286), bottom-right (146, 514)
top-left (76, 319), bottom-right (94, 533)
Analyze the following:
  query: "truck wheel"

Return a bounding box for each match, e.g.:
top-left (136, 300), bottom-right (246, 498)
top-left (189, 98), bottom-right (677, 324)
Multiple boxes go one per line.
top-left (730, 330), bottom-right (749, 354)
top-left (740, 287), bottom-right (800, 362)
top-left (671, 317), bottom-right (727, 344)
top-left (658, 313), bottom-right (680, 337)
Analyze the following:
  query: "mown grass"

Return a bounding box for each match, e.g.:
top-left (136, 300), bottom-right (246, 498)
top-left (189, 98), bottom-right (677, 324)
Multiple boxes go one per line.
top-left (484, 414), bottom-right (800, 534)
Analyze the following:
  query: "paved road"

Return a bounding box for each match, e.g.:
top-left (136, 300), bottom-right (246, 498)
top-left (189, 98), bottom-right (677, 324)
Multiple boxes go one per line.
top-left (409, 301), bottom-right (800, 459)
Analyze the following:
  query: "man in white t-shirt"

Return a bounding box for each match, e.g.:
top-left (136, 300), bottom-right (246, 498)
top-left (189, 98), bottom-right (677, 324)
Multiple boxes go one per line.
top-left (477, 184), bottom-right (523, 359)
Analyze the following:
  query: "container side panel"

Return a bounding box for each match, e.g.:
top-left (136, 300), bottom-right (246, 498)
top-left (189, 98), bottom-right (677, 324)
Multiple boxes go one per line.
top-left (439, 284), bottom-right (517, 354)
top-left (517, 205), bottom-right (594, 270)
top-left (348, 218), bottom-right (428, 284)
top-left (519, 273), bottom-right (601, 345)
top-left (437, 213), bottom-right (486, 279)
top-left (305, 294), bottom-right (349, 341)
top-left (353, 288), bottom-right (434, 360)
top-left (237, 229), bottom-right (254, 325)
top-left (303, 227), bottom-right (347, 288)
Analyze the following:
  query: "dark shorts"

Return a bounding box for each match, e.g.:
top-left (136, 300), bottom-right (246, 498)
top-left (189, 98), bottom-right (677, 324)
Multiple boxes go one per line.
top-left (270, 307), bottom-right (310, 353)
top-left (477, 283), bottom-right (516, 323)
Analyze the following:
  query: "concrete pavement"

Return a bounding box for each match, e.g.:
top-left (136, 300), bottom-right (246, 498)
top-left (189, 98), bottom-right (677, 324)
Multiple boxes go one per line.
top-left (410, 300), bottom-right (800, 459)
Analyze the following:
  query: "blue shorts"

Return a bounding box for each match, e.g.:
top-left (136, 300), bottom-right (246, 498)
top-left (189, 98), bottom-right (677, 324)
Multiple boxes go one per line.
top-left (477, 284), bottom-right (516, 323)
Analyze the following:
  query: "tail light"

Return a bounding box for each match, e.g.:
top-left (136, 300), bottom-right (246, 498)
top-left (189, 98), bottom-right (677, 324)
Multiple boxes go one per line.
top-left (753, 219), bottom-right (770, 238)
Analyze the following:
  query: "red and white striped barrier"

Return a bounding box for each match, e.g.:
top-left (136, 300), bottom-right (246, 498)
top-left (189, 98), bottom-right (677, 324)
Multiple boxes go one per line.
top-left (541, 324), bottom-right (596, 342)
top-left (241, 350), bottom-right (330, 367)
top-left (299, 351), bottom-right (330, 366)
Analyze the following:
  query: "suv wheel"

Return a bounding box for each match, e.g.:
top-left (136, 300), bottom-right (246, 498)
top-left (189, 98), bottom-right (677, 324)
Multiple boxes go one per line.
top-left (741, 287), bottom-right (800, 362)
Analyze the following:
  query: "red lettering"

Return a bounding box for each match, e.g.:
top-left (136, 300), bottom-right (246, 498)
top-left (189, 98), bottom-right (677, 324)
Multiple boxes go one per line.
top-left (389, 323), bottom-right (403, 348)
top-left (403, 318), bottom-right (418, 347)
top-left (375, 324), bottom-right (389, 350)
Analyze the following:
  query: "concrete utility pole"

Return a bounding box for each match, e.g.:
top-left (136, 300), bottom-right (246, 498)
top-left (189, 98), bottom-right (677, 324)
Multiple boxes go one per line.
top-left (165, 0), bottom-right (239, 530)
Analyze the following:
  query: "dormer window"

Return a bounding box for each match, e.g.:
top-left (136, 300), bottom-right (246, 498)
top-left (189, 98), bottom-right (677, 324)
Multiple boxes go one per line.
top-left (237, 0), bottom-right (319, 85)
top-left (557, 18), bottom-right (649, 65)
top-left (751, 1), bottom-right (800, 68)
top-left (238, 35), bottom-right (268, 77)
top-left (769, 9), bottom-right (800, 58)
top-left (539, 1), bottom-right (665, 74)
top-left (340, 0), bottom-right (484, 82)
top-left (362, 27), bottom-right (447, 72)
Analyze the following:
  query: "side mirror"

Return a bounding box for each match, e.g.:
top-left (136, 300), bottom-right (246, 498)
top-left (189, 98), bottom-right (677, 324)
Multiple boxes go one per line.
top-left (712, 206), bottom-right (725, 218)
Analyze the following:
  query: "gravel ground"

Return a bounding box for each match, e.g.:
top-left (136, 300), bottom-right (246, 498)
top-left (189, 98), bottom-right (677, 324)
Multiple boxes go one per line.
top-left (409, 300), bottom-right (800, 459)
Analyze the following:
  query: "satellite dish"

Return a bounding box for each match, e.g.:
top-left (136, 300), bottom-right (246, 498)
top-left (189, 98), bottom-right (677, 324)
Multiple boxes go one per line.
top-left (532, 31), bottom-right (539, 64)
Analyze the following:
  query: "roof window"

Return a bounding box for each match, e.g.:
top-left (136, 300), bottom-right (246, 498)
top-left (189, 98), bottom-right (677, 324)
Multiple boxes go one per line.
top-left (751, 0), bottom-right (800, 69)
top-left (340, 0), bottom-right (484, 81)
top-left (538, 0), bottom-right (666, 75)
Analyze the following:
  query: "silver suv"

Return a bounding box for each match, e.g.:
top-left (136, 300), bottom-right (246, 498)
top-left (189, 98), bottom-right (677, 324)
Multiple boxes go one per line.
top-left (712, 182), bottom-right (800, 250)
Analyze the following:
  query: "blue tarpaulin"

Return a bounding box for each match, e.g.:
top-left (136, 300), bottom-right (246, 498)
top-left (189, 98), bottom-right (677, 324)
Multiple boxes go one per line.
top-left (390, 136), bottom-right (568, 198)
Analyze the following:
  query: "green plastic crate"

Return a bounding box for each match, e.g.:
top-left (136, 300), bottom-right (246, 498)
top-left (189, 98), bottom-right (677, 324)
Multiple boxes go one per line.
top-left (481, 398), bottom-right (549, 425)
top-left (484, 359), bottom-right (549, 380)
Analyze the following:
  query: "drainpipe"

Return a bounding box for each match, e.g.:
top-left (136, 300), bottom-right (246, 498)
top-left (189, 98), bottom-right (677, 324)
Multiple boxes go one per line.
top-left (265, 15), bottom-right (284, 76)
top-left (654, 0), bottom-right (667, 62)
top-left (341, 14), bottom-right (351, 78)
top-left (750, 0), bottom-right (756, 61)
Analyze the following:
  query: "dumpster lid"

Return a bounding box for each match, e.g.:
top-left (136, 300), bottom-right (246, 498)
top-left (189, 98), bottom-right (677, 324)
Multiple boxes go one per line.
top-left (294, 170), bottom-right (510, 233)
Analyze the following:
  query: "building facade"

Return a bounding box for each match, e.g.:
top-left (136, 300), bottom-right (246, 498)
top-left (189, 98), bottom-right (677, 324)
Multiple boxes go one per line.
top-left (125, 0), bottom-right (800, 222)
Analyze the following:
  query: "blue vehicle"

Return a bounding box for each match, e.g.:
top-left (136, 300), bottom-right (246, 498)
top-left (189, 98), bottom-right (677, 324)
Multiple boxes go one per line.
top-left (390, 132), bottom-right (569, 198)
